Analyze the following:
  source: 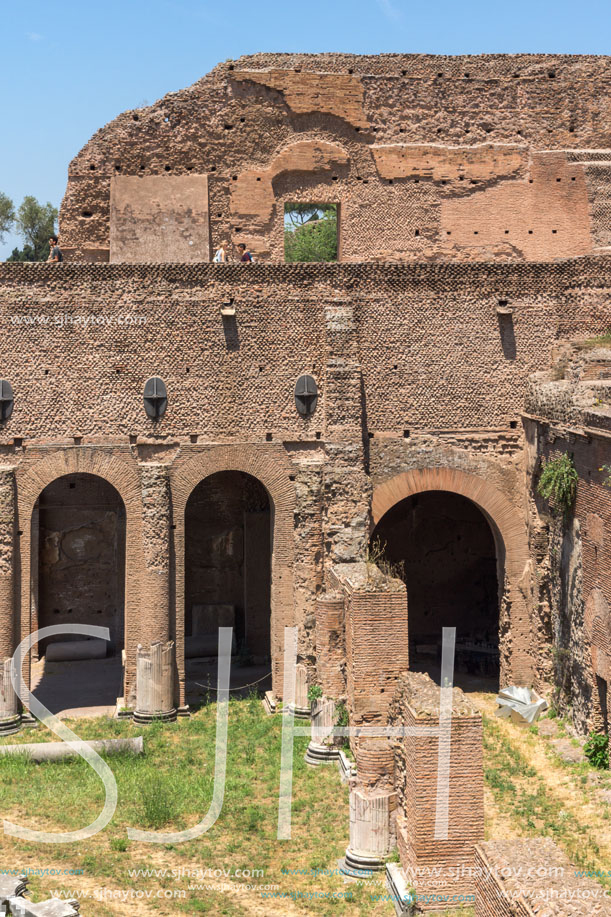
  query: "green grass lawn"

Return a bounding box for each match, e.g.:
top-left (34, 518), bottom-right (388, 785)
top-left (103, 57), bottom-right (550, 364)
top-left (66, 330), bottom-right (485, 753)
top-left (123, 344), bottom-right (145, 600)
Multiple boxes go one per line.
top-left (0, 694), bottom-right (404, 915)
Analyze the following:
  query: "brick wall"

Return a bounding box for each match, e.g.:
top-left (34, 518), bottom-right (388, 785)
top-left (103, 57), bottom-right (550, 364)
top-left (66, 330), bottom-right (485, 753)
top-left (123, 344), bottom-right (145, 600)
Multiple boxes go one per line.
top-left (57, 54), bottom-right (611, 263)
top-left (389, 671), bottom-right (484, 909)
top-left (474, 839), bottom-right (611, 916)
top-left (525, 346), bottom-right (611, 730)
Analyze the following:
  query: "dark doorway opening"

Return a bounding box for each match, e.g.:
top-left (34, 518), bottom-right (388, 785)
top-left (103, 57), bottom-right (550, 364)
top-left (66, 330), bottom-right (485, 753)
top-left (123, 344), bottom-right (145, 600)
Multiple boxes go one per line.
top-left (32, 473), bottom-right (126, 715)
top-left (371, 490), bottom-right (500, 689)
top-left (597, 675), bottom-right (609, 734)
top-left (37, 473), bottom-right (126, 657)
top-left (185, 471), bottom-right (271, 664)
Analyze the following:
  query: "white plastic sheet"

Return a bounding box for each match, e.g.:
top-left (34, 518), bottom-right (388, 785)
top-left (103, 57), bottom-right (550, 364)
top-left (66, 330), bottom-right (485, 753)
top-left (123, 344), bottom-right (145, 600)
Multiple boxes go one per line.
top-left (495, 686), bottom-right (548, 724)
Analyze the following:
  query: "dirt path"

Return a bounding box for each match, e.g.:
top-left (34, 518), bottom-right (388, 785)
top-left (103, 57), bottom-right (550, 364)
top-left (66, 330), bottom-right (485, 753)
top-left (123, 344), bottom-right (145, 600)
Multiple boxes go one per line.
top-left (472, 692), bottom-right (611, 871)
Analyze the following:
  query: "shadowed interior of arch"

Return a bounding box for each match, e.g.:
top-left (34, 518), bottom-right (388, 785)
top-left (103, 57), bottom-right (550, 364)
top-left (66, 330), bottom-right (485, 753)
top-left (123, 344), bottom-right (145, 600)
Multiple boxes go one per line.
top-left (371, 489), bottom-right (500, 691)
top-left (184, 471), bottom-right (272, 671)
top-left (32, 472), bottom-right (126, 715)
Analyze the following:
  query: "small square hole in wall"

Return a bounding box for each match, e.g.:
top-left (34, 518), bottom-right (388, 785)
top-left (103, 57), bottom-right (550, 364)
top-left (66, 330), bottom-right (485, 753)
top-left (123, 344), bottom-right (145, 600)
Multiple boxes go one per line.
top-left (510, 420), bottom-right (518, 429)
top-left (368, 432), bottom-right (374, 439)
top-left (403, 430), bottom-right (410, 438)
top-left (190, 434), bottom-right (198, 444)
top-left (315, 432), bottom-right (322, 439)
top-left (265, 432), bottom-right (273, 442)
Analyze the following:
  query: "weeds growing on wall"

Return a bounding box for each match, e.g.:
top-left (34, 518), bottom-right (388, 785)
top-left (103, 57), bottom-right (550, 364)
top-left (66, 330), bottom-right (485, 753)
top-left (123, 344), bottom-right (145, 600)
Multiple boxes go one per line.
top-left (334, 701), bottom-right (349, 748)
top-left (366, 537), bottom-right (405, 582)
top-left (600, 464), bottom-right (611, 488)
top-left (584, 732), bottom-right (609, 770)
top-left (537, 453), bottom-right (578, 520)
top-left (307, 684), bottom-right (323, 704)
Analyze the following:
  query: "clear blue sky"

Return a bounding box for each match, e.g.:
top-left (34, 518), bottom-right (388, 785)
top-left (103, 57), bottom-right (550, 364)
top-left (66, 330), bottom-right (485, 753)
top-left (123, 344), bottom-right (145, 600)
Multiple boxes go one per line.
top-left (1, 0), bottom-right (610, 259)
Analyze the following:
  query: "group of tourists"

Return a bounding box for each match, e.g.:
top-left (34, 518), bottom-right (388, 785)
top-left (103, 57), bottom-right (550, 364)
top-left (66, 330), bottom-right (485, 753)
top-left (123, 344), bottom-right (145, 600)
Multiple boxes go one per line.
top-left (213, 241), bottom-right (253, 263)
top-left (44, 235), bottom-right (254, 264)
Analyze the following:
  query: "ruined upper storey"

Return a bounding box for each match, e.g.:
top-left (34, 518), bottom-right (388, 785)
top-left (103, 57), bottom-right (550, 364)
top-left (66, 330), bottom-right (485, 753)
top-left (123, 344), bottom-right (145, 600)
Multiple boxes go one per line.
top-left (59, 53), bottom-right (611, 264)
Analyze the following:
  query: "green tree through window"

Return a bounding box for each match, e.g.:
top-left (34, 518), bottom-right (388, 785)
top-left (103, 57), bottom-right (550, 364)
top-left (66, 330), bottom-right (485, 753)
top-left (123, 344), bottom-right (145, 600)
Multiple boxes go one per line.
top-left (284, 203), bottom-right (338, 262)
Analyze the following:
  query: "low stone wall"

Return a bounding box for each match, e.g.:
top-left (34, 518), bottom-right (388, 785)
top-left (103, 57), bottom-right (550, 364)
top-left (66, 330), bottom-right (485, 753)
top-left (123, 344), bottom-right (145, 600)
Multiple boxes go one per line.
top-left (474, 838), bottom-right (611, 915)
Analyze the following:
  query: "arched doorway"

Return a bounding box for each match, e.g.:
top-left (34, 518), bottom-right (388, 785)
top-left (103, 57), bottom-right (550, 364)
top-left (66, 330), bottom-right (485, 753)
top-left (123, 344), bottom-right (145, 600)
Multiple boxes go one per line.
top-left (184, 471), bottom-right (272, 669)
top-left (33, 472), bottom-right (126, 711)
top-left (372, 468), bottom-right (534, 686)
top-left (372, 490), bottom-right (500, 687)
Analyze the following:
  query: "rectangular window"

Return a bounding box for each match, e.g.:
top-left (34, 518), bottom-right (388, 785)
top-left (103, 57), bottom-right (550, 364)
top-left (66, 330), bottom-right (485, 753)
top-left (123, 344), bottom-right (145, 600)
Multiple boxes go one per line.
top-left (284, 203), bottom-right (338, 262)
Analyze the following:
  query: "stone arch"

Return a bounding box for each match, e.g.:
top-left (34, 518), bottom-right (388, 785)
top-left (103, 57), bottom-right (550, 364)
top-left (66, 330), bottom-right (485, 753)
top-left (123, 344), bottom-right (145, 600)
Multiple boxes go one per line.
top-left (372, 467), bottom-right (533, 684)
top-left (16, 450), bottom-right (143, 700)
top-left (172, 446), bottom-right (296, 703)
top-left (585, 588), bottom-right (611, 730)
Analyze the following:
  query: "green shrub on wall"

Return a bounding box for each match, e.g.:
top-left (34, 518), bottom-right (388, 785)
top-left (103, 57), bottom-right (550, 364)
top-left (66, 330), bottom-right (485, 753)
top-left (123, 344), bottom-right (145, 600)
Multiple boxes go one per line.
top-left (537, 453), bottom-right (578, 519)
top-left (584, 732), bottom-right (609, 769)
top-left (307, 684), bottom-right (323, 704)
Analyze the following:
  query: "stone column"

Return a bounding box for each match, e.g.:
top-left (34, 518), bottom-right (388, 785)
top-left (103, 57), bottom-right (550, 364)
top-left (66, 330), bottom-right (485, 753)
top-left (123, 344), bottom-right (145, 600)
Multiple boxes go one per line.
top-left (136, 464), bottom-right (175, 713)
top-left (288, 663), bottom-right (310, 718)
top-left (139, 464), bottom-right (172, 644)
top-left (134, 641), bottom-right (176, 724)
top-left (305, 695), bottom-right (339, 765)
top-left (0, 467), bottom-right (20, 734)
top-left (341, 786), bottom-right (396, 876)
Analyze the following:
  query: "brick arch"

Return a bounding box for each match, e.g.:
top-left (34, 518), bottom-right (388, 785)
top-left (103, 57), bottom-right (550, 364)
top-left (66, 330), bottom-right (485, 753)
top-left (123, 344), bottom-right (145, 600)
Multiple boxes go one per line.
top-left (372, 467), bottom-right (533, 684)
top-left (172, 446), bottom-right (296, 702)
top-left (585, 588), bottom-right (611, 730)
top-left (16, 450), bottom-right (144, 699)
top-left (586, 589), bottom-right (611, 682)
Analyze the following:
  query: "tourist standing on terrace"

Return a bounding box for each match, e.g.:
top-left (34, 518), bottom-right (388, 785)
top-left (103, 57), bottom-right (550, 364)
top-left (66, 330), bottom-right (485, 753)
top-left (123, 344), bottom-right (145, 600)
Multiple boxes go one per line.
top-left (237, 242), bottom-right (253, 262)
top-left (48, 235), bottom-right (63, 262)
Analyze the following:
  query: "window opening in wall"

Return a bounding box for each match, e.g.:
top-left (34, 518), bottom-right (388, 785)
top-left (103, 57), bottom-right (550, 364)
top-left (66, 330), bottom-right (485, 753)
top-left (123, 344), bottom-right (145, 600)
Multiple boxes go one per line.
top-left (284, 202), bottom-right (338, 263)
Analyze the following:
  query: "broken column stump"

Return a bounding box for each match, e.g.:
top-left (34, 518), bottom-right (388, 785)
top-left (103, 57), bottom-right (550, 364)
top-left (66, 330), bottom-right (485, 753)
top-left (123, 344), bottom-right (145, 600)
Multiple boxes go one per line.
top-left (305, 695), bottom-right (339, 764)
top-left (340, 785), bottom-right (396, 876)
top-left (133, 640), bottom-right (176, 724)
top-left (287, 662), bottom-right (310, 719)
top-left (0, 658), bottom-right (21, 736)
top-left (387, 671), bottom-right (484, 910)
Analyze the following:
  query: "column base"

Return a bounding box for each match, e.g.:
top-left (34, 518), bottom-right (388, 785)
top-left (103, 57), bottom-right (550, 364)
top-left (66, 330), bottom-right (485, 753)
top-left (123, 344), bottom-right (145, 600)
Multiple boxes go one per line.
top-left (337, 748), bottom-right (357, 783)
top-left (305, 741), bottom-right (340, 766)
top-left (263, 691), bottom-right (277, 715)
top-left (115, 697), bottom-right (133, 719)
top-left (0, 714), bottom-right (21, 736)
top-left (286, 703), bottom-right (310, 719)
top-left (339, 848), bottom-right (387, 878)
top-left (20, 712), bottom-right (38, 728)
top-left (133, 708), bottom-right (177, 725)
top-left (385, 863), bottom-right (416, 916)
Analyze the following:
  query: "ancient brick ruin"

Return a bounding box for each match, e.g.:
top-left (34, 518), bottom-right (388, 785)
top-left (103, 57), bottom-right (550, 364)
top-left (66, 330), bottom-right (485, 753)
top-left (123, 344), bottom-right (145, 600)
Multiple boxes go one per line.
top-left (1, 52), bottom-right (611, 912)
